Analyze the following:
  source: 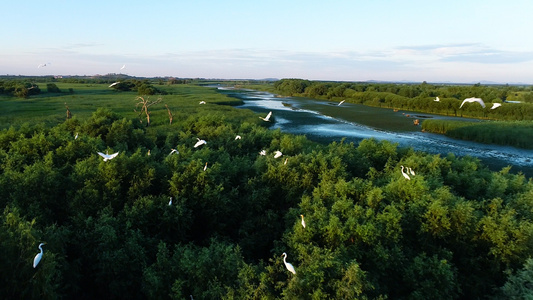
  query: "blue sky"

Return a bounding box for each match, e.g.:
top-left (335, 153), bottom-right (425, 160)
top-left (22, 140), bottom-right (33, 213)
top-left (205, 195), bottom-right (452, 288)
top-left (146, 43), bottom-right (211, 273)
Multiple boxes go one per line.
top-left (2, 0), bottom-right (533, 83)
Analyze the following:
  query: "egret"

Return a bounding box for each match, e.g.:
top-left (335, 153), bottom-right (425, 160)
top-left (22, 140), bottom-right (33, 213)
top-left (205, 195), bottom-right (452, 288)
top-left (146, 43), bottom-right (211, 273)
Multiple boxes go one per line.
top-left (300, 215), bottom-right (306, 228)
top-left (204, 162), bottom-right (208, 171)
top-left (434, 97), bottom-right (440, 102)
top-left (491, 103), bottom-right (502, 109)
top-left (169, 197), bottom-right (172, 206)
top-left (284, 157), bottom-right (288, 165)
top-left (199, 101), bottom-right (206, 104)
top-left (194, 138), bottom-right (207, 148)
top-left (401, 165), bottom-right (411, 180)
top-left (74, 132), bottom-right (78, 139)
top-left (37, 63), bottom-right (49, 68)
top-left (147, 149), bottom-right (151, 156)
top-left (109, 82), bottom-right (120, 88)
top-left (460, 97), bottom-right (485, 109)
top-left (235, 135), bottom-right (242, 140)
top-left (259, 150), bottom-right (267, 156)
top-left (97, 151), bottom-right (119, 162)
top-left (259, 111), bottom-right (272, 122)
top-left (33, 243), bottom-right (45, 268)
top-left (120, 64), bottom-right (126, 70)
top-left (281, 253), bottom-right (296, 275)
top-left (169, 148), bottom-right (179, 155)
top-left (274, 151), bottom-right (283, 158)
top-left (408, 167), bottom-right (415, 176)
top-left (338, 99), bottom-right (346, 106)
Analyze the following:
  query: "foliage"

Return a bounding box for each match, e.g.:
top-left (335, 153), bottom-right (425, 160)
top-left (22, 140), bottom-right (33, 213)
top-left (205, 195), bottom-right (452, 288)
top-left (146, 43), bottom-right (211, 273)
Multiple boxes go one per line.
top-left (1, 82), bottom-right (533, 299)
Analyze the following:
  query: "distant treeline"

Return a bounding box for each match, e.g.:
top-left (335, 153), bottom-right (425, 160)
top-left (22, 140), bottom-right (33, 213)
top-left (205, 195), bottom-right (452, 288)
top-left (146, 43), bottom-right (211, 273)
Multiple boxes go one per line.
top-left (271, 79), bottom-right (533, 120)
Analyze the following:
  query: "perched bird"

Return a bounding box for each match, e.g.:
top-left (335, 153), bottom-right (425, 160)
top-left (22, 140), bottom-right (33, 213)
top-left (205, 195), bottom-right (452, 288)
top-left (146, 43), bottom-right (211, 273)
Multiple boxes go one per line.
top-left (109, 82), bottom-right (120, 88)
top-left (460, 97), bottom-right (485, 109)
top-left (199, 101), bottom-right (206, 104)
top-left (194, 138), bottom-right (207, 148)
top-left (33, 243), bottom-right (46, 268)
top-left (282, 253), bottom-right (296, 275)
top-left (491, 103), bottom-right (502, 109)
top-left (97, 151), bottom-right (119, 162)
top-left (338, 99), bottom-right (346, 106)
top-left (169, 148), bottom-right (179, 155)
top-left (284, 157), bottom-right (288, 165)
top-left (204, 162), bottom-right (208, 171)
top-left (434, 97), bottom-right (440, 102)
top-left (274, 151), bottom-right (283, 158)
top-left (235, 135), bottom-right (242, 140)
top-left (300, 215), bottom-right (306, 228)
top-left (259, 150), bottom-right (267, 156)
top-left (259, 111), bottom-right (272, 122)
top-left (74, 132), bottom-right (78, 139)
top-left (401, 165), bottom-right (411, 180)
top-left (147, 149), bottom-right (151, 156)
top-left (408, 167), bottom-right (415, 176)
top-left (169, 197), bottom-right (172, 206)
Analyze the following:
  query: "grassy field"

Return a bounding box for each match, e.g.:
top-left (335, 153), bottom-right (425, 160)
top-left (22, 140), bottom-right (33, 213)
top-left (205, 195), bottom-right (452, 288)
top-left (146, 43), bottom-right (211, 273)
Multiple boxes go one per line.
top-left (0, 83), bottom-right (244, 130)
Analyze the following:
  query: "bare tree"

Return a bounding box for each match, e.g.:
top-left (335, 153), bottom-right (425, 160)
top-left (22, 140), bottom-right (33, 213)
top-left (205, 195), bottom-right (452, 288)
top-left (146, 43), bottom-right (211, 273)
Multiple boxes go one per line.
top-left (165, 104), bottom-right (173, 125)
top-left (135, 96), bottom-right (162, 126)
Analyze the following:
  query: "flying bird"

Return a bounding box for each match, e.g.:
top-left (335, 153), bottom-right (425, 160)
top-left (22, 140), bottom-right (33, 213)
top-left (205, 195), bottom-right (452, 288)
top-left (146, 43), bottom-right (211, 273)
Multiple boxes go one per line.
top-left (169, 148), bottom-right (179, 155)
top-left (401, 165), bottom-right (411, 180)
top-left (120, 64), bottom-right (126, 70)
top-left (194, 138), bottom-right (207, 148)
top-left (460, 97), bottom-right (486, 109)
top-left (109, 82), bottom-right (120, 87)
top-left (259, 150), bottom-right (267, 156)
top-left (491, 103), bottom-right (502, 109)
top-left (235, 135), bottom-right (242, 140)
top-left (300, 215), bottom-right (306, 228)
top-left (282, 253), bottom-right (296, 275)
top-left (434, 97), bottom-right (440, 102)
top-left (199, 101), bottom-right (206, 104)
top-left (33, 243), bottom-right (46, 268)
top-left (37, 63), bottom-right (49, 68)
top-left (97, 151), bottom-right (119, 161)
top-left (259, 111), bottom-right (272, 122)
top-left (338, 99), bottom-right (346, 106)
top-left (274, 151), bottom-right (283, 158)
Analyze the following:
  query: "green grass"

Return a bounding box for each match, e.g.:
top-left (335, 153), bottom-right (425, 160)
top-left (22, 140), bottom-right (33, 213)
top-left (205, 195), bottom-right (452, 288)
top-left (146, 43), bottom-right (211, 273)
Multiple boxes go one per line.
top-left (0, 83), bottom-right (244, 130)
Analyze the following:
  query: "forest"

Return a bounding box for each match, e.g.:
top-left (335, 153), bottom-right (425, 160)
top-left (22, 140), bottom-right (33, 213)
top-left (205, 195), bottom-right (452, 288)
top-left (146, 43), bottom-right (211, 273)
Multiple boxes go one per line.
top-left (1, 78), bottom-right (533, 299)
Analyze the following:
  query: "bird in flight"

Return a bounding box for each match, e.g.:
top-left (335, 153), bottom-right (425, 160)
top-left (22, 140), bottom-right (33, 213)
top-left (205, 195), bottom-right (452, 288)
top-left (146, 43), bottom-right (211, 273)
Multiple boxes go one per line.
top-left (259, 111), bottom-right (272, 122)
top-left (199, 101), bottom-right (206, 104)
top-left (97, 151), bottom-right (119, 161)
top-left (274, 151), bottom-right (283, 158)
top-left (259, 150), bottom-right (267, 156)
top-left (109, 82), bottom-right (120, 88)
top-left (194, 138), bottom-right (207, 148)
top-left (338, 100), bottom-right (346, 106)
top-left (491, 103), bottom-right (502, 109)
top-left (169, 148), bottom-right (179, 155)
top-left (235, 135), bottom-right (242, 140)
top-left (460, 97), bottom-right (485, 109)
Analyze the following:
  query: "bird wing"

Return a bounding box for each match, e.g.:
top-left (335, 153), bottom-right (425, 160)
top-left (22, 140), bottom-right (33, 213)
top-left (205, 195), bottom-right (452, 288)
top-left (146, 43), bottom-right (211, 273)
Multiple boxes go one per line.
top-left (108, 152), bottom-right (119, 159)
top-left (97, 152), bottom-right (108, 158)
top-left (265, 111), bottom-right (272, 120)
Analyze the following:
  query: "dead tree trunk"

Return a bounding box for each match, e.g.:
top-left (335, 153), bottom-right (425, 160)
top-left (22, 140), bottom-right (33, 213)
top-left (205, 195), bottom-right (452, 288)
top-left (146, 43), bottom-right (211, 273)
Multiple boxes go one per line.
top-left (135, 96), bottom-right (162, 127)
top-left (165, 104), bottom-right (173, 125)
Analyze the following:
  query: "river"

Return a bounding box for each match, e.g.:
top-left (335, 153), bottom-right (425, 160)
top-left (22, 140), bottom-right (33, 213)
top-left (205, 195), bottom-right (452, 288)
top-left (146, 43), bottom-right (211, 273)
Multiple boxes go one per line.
top-left (217, 87), bottom-right (533, 176)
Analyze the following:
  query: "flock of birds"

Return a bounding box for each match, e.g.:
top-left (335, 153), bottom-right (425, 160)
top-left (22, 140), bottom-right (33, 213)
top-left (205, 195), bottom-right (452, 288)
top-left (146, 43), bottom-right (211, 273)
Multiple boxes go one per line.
top-left (434, 96), bottom-right (502, 110)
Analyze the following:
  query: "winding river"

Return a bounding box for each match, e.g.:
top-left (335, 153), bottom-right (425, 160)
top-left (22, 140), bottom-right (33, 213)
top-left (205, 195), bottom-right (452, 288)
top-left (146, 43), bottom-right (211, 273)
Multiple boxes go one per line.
top-left (217, 87), bottom-right (533, 176)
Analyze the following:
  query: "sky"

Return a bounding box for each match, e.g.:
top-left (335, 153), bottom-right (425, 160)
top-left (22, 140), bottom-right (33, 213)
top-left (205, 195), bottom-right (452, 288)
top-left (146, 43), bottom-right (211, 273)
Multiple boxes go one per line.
top-left (2, 0), bottom-right (533, 83)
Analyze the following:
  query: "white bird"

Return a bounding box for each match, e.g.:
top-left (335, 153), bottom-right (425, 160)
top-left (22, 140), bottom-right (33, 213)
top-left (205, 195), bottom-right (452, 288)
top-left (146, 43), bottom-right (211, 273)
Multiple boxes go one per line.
top-left (259, 111), bottom-right (272, 122)
top-left (97, 151), bottom-right (119, 161)
top-left (408, 167), bottom-right (415, 176)
top-left (491, 103), bottom-right (502, 110)
top-left (109, 82), bottom-right (120, 88)
top-left (199, 101), bottom-right (206, 104)
top-left (120, 64), bottom-right (126, 70)
top-left (74, 133), bottom-right (78, 139)
top-left (147, 150), bottom-right (151, 156)
top-left (169, 148), bottom-right (179, 155)
top-left (434, 97), bottom-right (440, 102)
top-left (460, 97), bottom-right (486, 109)
top-left (259, 150), bottom-right (267, 156)
top-left (37, 63), bottom-right (49, 68)
top-left (282, 253), bottom-right (296, 275)
top-left (401, 165), bottom-right (411, 180)
top-left (274, 151), bottom-right (283, 158)
top-left (235, 135), bottom-right (242, 140)
top-left (194, 138), bottom-right (207, 148)
top-left (204, 162), bottom-right (208, 171)
top-left (338, 99), bottom-right (346, 106)
top-left (169, 197), bottom-right (172, 206)
top-left (284, 157), bottom-right (288, 165)
top-left (33, 243), bottom-right (45, 268)
top-left (300, 215), bottom-right (306, 228)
